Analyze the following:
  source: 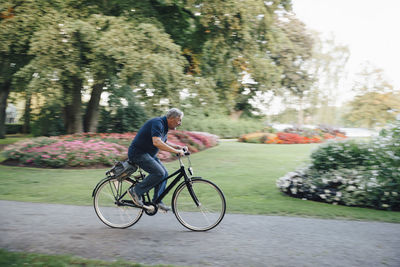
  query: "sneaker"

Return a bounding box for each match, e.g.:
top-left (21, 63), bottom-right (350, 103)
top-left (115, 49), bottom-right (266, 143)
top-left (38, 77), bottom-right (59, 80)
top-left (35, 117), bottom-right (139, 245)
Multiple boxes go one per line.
top-left (157, 202), bottom-right (171, 212)
top-left (129, 187), bottom-right (143, 207)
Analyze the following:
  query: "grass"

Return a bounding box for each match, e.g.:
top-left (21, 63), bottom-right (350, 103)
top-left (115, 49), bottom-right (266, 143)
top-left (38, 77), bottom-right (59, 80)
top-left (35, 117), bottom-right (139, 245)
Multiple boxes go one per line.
top-left (0, 134), bottom-right (32, 145)
top-left (0, 140), bottom-right (399, 223)
top-left (0, 249), bottom-right (174, 267)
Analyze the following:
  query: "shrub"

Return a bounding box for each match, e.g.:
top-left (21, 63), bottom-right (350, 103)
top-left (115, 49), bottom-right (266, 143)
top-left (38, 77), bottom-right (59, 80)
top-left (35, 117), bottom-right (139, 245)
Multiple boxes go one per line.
top-left (31, 104), bottom-right (66, 137)
top-left (283, 126), bottom-right (319, 138)
top-left (97, 88), bottom-right (148, 133)
top-left (3, 137), bottom-right (126, 167)
top-left (277, 132), bottom-right (308, 144)
top-left (310, 140), bottom-right (370, 170)
top-left (276, 120), bottom-right (400, 210)
top-left (2, 131), bottom-right (219, 168)
top-left (315, 124), bottom-right (346, 137)
top-left (181, 115), bottom-right (264, 138)
top-left (5, 124), bottom-right (23, 134)
top-left (239, 125), bottom-right (344, 144)
top-left (98, 105), bottom-right (148, 133)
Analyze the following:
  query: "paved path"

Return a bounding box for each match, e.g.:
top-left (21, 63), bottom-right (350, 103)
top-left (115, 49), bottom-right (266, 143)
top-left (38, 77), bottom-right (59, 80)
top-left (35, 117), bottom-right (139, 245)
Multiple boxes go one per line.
top-left (0, 200), bottom-right (399, 267)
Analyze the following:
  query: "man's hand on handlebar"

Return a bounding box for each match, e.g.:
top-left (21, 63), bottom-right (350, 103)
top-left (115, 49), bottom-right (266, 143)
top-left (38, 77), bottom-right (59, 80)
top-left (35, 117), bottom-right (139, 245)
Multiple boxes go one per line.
top-left (176, 146), bottom-right (190, 157)
top-left (176, 149), bottom-right (185, 157)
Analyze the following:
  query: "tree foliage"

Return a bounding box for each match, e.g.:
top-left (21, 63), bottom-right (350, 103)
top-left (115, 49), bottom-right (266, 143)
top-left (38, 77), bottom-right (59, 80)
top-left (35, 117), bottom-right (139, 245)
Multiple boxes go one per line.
top-left (273, 33), bottom-right (350, 125)
top-left (344, 65), bottom-right (399, 128)
top-left (0, 0), bottom-right (51, 138)
top-left (345, 92), bottom-right (400, 128)
top-left (306, 34), bottom-right (350, 125)
top-left (1, 0), bottom-right (319, 136)
top-left (183, 0), bottom-right (295, 113)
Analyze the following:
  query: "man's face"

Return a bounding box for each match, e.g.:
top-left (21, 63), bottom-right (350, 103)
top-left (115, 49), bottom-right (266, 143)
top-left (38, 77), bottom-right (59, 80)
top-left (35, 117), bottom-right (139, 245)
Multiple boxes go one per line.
top-left (168, 116), bottom-right (182, 130)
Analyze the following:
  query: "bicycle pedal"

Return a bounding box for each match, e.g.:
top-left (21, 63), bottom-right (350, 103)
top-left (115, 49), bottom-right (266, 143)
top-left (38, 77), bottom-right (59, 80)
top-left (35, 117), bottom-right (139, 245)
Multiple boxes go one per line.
top-left (143, 204), bottom-right (154, 211)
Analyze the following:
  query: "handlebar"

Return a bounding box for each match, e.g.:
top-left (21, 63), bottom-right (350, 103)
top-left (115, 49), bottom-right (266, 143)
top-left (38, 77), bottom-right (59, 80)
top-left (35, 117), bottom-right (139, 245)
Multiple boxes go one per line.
top-left (176, 147), bottom-right (190, 157)
top-left (183, 148), bottom-right (191, 156)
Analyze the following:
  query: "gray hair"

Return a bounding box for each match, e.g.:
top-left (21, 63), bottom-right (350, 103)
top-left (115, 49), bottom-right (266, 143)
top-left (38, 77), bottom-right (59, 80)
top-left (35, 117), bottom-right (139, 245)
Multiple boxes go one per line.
top-left (166, 108), bottom-right (184, 119)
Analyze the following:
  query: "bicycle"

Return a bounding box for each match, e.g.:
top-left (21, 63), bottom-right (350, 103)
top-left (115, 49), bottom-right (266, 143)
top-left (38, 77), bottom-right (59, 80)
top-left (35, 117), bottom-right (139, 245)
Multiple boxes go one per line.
top-left (92, 151), bottom-right (226, 231)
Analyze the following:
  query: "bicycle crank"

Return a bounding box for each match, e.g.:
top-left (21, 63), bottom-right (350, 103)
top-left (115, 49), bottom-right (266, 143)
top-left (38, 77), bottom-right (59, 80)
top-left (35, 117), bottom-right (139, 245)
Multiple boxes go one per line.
top-left (143, 203), bottom-right (158, 216)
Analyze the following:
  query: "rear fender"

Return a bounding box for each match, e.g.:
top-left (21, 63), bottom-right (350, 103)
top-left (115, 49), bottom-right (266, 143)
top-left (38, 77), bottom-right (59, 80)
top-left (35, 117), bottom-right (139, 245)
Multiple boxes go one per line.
top-left (92, 177), bottom-right (135, 197)
top-left (92, 177), bottom-right (110, 197)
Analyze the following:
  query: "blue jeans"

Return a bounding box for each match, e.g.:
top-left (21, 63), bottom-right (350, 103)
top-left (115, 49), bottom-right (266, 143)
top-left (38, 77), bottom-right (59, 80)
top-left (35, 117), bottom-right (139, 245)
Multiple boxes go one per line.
top-left (128, 152), bottom-right (168, 203)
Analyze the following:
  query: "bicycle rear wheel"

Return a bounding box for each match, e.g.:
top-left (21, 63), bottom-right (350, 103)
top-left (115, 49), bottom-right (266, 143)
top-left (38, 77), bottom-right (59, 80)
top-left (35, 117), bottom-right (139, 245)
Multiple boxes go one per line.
top-left (173, 178), bottom-right (226, 231)
top-left (94, 177), bottom-right (143, 228)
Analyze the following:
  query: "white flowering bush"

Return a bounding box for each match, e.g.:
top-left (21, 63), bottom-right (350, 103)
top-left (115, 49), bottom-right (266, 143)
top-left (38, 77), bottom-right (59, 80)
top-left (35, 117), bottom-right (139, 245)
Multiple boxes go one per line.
top-left (277, 120), bottom-right (400, 210)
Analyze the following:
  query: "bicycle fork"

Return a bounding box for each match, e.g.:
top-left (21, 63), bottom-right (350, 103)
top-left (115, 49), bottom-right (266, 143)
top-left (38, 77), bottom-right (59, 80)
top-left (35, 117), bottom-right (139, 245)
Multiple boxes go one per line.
top-left (186, 180), bottom-right (201, 207)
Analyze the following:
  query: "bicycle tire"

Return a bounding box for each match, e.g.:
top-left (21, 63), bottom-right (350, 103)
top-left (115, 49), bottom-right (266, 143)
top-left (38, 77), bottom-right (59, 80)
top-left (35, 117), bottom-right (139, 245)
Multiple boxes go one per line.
top-left (93, 177), bottom-right (143, 228)
top-left (172, 178), bottom-right (226, 231)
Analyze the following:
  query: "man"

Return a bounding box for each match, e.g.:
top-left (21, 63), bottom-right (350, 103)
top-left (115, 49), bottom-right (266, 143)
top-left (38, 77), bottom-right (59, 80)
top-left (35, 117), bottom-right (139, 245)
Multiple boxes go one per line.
top-left (128, 108), bottom-right (186, 211)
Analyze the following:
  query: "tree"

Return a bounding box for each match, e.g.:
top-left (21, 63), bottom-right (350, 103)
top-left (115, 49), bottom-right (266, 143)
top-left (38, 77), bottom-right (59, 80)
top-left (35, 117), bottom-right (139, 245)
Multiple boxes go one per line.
top-left (3, 0), bottom-right (203, 135)
top-left (24, 12), bottom-right (93, 133)
top-left (344, 65), bottom-right (400, 128)
top-left (0, 0), bottom-right (49, 138)
top-left (92, 19), bottom-right (189, 116)
top-left (272, 12), bottom-right (314, 124)
top-left (179, 0), bottom-right (295, 116)
top-left (344, 92), bottom-right (400, 128)
top-left (274, 32), bottom-right (351, 126)
top-left (2, 0), bottom-right (318, 136)
top-left (17, 9), bottom-right (189, 134)
top-left (98, 85), bottom-right (148, 133)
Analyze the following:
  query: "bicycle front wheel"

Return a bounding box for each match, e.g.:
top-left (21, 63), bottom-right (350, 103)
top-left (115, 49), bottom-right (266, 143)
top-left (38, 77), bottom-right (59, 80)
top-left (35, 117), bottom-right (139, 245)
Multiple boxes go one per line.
top-left (173, 178), bottom-right (226, 231)
top-left (94, 177), bottom-right (143, 228)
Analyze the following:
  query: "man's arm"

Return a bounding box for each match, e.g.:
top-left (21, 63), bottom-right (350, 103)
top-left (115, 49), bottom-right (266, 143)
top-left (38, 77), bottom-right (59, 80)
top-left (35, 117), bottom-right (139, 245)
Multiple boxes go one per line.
top-left (153, 137), bottom-right (185, 156)
top-left (166, 141), bottom-right (187, 151)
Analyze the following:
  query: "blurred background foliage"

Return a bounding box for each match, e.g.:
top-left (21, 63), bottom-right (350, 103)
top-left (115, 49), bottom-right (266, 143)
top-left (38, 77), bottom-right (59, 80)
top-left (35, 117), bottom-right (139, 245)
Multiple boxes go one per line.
top-left (1, 0), bottom-right (399, 138)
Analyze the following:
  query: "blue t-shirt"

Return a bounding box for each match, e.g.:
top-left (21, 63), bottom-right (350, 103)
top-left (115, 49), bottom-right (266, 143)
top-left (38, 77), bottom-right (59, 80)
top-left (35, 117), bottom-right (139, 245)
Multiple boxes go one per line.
top-left (128, 116), bottom-right (168, 157)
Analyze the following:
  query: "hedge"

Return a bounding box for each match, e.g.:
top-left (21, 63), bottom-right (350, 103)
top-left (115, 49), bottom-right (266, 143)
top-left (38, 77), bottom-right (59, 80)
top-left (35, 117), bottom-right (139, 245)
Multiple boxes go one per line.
top-left (2, 131), bottom-right (218, 168)
top-left (276, 120), bottom-right (400, 210)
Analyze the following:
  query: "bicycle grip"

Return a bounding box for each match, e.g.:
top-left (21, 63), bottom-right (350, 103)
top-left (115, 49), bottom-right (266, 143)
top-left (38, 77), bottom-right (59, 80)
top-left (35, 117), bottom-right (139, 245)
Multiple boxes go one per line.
top-left (183, 147), bottom-right (191, 156)
top-left (176, 148), bottom-right (190, 157)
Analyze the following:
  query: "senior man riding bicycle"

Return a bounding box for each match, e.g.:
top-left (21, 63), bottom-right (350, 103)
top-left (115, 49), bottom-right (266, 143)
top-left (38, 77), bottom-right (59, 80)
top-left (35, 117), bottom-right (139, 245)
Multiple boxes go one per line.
top-left (128, 108), bottom-right (187, 211)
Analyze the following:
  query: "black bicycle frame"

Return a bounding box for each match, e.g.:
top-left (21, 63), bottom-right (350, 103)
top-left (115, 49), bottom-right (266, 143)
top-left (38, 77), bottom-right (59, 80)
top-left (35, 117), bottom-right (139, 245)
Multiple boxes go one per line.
top-left (152, 165), bottom-right (200, 207)
top-left (93, 157), bottom-right (201, 208)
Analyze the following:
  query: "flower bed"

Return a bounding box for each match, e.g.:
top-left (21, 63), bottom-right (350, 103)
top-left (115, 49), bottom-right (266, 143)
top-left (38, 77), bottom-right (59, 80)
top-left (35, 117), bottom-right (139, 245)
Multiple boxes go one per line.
top-left (276, 121), bottom-right (400, 211)
top-left (239, 126), bottom-right (346, 144)
top-left (2, 131), bottom-right (218, 168)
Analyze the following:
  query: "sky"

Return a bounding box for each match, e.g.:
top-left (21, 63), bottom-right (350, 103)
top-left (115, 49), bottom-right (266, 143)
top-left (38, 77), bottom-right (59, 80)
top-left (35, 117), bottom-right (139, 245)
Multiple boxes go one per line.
top-left (292, 0), bottom-right (400, 92)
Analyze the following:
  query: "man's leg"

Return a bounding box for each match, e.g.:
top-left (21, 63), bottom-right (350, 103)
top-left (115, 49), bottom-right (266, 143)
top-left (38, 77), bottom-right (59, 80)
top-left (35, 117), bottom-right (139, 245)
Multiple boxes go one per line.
top-left (152, 157), bottom-right (168, 203)
top-left (132, 153), bottom-right (167, 197)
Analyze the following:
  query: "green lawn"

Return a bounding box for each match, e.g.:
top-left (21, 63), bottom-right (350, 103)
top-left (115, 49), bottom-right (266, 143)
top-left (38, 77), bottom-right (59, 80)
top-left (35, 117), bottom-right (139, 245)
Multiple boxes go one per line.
top-left (0, 249), bottom-right (172, 267)
top-left (0, 134), bottom-right (31, 145)
top-left (0, 140), bottom-right (399, 223)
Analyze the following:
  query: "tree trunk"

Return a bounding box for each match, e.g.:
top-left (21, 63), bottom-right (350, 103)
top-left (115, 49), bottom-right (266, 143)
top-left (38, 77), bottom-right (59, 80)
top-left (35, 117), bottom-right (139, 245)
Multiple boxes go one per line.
top-left (84, 83), bottom-right (104, 133)
top-left (64, 78), bottom-right (83, 134)
top-left (297, 97), bottom-right (304, 126)
top-left (229, 110), bottom-right (243, 121)
top-left (298, 109), bottom-right (304, 126)
top-left (22, 92), bottom-right (32, 134)
top-left (0, 80), bottom-right (11, 139)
